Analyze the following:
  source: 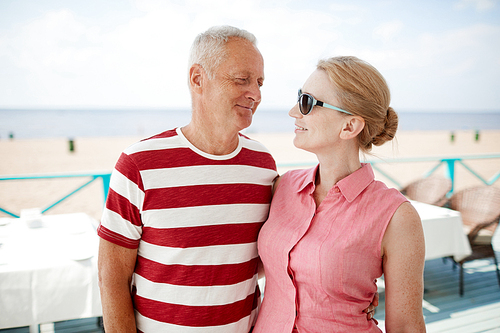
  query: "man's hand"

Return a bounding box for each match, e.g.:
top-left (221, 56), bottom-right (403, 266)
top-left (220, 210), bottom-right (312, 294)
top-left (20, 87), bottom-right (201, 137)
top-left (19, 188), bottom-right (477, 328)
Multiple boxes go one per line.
top-left (363, 291), bottom-right (379, 324)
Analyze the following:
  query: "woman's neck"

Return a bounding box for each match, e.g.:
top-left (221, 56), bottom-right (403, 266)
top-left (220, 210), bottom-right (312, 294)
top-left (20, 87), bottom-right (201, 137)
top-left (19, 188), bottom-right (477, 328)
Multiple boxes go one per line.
top-left (313, 147), bottom-right (361, 207)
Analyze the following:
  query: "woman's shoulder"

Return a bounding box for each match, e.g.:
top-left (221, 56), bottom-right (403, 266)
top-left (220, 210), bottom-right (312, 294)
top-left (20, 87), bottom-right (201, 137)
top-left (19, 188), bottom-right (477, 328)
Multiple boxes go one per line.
top-left (369, 179), bottom-right (407, 201)
top-left (282, 167), bottom-right (315, 184)
top-left (274, 167), bottom-right (316, 194)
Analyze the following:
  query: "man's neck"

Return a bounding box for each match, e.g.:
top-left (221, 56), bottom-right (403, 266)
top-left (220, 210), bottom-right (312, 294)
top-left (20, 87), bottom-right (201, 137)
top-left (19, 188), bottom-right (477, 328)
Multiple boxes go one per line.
top-left (181, 122), bottom-right (240, 155)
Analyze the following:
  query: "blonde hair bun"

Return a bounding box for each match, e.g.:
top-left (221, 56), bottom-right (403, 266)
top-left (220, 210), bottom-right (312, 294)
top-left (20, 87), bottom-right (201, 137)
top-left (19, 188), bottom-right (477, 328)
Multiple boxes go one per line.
top-left (372, 107), bottom-right (398, 146)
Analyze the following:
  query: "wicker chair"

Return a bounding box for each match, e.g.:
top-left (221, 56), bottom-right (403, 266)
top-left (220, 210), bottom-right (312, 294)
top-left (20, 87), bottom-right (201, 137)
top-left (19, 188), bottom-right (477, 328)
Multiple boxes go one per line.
top-left (400, 175), bottom-right (452, 206)
top-left (448, 186), bottom-right (500, 296)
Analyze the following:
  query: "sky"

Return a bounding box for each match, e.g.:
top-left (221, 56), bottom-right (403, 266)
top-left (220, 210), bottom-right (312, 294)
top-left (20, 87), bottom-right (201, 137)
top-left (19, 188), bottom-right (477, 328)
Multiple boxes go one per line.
top-left (0, 0), bottom-right (499, 112)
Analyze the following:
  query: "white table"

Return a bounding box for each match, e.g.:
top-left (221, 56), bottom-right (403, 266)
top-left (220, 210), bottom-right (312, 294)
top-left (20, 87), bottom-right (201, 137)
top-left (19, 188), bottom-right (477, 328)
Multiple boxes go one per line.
top-left (0, 204), bottom-right (470, 331)
top-left (0, 213), bottom-right (102, 332)
top-left (411, 200), bottom-right (472, 261)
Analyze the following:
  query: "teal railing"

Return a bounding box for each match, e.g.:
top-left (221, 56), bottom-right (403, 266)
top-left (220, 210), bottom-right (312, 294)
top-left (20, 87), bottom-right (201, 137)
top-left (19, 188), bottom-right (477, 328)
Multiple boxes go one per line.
top-left (0, 172), bottom-right (111, 218)
top-left (276, 153), bottom-right (500, 192)
top-left (370, 154), bottom-right (500, 192)
top-left (1, 154), bottom-right (499, 218)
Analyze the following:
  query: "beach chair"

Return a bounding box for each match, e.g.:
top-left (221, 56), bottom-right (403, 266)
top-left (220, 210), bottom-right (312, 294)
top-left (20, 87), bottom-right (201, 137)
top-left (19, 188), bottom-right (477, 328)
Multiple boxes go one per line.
top-left (447, 186), bottom-right (500, 296)
top-left (400, 175), bottom-right (452, 206)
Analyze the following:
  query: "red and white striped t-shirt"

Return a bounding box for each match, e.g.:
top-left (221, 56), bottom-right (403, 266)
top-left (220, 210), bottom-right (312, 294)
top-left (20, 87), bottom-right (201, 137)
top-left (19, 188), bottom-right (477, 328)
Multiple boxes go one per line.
top-left (98, 127), bottom-right (277, 333)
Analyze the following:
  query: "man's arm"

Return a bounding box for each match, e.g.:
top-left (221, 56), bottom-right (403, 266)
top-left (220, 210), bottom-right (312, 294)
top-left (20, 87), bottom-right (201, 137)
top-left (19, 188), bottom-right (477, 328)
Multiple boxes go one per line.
top-left (98, 238), bottom-right (138, 333)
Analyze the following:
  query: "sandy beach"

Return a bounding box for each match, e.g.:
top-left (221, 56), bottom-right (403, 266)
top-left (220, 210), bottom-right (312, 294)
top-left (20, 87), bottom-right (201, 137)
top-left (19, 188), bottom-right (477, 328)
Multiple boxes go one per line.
top-left (1, 130), bottom-right (499, 221)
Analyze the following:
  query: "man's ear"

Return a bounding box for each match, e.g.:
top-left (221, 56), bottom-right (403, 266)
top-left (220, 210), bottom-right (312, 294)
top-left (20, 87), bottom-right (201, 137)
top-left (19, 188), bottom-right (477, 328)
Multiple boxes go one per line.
top-left (189, 64), bottom-right (204, 93)
top-left (340, 116), bottom-right (365, 140)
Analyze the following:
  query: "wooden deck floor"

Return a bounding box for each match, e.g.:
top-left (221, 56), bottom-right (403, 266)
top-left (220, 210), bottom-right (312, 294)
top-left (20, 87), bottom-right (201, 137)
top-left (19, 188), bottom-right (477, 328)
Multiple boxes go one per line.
top-left (375, 235), bottom-right (500, 333)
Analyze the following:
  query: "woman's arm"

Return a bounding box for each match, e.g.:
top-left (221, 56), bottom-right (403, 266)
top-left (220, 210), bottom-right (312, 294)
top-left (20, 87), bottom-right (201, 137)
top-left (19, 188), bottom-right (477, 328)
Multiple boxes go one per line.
top-left (382, 201), bottom-right (426, 332)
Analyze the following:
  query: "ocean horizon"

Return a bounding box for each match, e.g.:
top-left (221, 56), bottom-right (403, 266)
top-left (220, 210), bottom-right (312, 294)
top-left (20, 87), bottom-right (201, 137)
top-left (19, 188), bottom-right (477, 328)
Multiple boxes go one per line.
top-left (1, 108), bottom-right (500, 140)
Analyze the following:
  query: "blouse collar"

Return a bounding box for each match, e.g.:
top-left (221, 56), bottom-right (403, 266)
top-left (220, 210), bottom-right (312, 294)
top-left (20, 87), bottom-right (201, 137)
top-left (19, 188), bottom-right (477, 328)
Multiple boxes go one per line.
top-left (296, 163), bottom-right (375, 203)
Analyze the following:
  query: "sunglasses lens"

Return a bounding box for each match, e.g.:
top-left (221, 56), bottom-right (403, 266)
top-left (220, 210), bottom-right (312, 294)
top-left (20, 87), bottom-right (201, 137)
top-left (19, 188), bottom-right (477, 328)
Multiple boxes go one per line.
top-left (299, 94), bottom-right (313, 115)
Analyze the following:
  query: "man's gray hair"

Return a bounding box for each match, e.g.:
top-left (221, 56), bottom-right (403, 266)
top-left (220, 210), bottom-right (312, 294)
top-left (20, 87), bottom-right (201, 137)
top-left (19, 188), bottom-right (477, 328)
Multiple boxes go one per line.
top-left (189, 25), bottom-right (257, 79)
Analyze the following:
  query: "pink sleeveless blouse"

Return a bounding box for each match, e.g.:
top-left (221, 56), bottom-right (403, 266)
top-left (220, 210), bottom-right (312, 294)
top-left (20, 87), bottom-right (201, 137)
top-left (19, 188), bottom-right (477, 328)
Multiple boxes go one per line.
top-left (254, 164), bottom-right (407, 332)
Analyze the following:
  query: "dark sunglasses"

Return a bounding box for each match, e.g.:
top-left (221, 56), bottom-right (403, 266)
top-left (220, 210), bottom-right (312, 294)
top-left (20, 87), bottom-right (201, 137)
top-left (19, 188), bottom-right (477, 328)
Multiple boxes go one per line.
top-left (297, 89), bottom-right (353, 116)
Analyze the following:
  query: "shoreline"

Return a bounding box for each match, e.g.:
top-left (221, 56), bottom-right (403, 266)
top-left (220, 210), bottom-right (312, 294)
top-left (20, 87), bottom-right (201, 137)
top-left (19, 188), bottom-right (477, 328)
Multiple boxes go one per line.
top-left (1, 129), bottom-right (499, 221)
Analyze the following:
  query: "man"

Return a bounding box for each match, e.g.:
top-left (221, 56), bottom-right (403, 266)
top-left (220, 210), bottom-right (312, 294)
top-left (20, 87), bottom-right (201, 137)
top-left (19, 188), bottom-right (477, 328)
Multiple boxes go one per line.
top-left (97, 26), bottom-right (278, 332)
top-left (97, 25), bottom-right (376, 332)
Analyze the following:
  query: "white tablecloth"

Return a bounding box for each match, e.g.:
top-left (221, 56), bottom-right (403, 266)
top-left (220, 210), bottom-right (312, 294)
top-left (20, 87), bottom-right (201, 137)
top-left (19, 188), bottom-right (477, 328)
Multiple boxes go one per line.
top-left (411, 200), bottom-right (472, 261)
top-left (0, 204), bottom-right (471, 330)
top-left (0, 213), bottom-right (102, 331)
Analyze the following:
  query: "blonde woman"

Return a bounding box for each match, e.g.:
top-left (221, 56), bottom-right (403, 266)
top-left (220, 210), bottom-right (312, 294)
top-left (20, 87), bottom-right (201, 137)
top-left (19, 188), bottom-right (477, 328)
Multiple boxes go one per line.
top-left (254, 56), bottom-right (426, 332)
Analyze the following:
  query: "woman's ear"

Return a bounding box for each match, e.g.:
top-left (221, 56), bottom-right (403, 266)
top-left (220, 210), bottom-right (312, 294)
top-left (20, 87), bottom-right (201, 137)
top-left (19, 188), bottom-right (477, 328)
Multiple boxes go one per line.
top-left (340, 116), bottom-right (365, 140)
top-left (189, 64), bottom-right (204, 93)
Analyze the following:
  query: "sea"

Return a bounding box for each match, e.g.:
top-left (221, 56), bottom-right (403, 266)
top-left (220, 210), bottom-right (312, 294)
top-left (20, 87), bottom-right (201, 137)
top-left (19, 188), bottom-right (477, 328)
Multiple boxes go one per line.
top-left (1, 108), bottom-right (500, 140)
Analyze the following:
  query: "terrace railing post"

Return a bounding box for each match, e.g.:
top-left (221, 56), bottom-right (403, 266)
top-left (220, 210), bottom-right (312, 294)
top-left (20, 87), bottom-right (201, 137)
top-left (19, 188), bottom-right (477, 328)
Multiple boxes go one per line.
top-left (443, 158), bottom-right (457, 194)
top-left (100, 174), bottom-right (111, 204)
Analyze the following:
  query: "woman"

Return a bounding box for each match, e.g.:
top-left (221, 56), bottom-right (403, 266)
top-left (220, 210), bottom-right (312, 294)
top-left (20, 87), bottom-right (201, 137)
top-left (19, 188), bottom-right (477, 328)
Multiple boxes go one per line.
top-left (254, 56), bottom-right (426, 332)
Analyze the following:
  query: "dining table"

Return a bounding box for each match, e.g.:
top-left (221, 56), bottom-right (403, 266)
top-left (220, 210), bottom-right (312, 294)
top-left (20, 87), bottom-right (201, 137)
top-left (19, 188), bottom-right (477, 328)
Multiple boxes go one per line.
top-left (0, 212), bottom-right (102, 332)
top-left (0, 201), bottom-right (472, 331)
top-left (412, 201), bottom-right (473, 314)
top-left (410, 200), bottom-right (472, 261)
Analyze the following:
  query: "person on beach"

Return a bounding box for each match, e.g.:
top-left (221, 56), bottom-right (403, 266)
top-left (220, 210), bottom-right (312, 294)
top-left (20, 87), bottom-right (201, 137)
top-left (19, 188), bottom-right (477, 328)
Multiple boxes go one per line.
top-left (97, 26), bottom-right (377, 333)
top-left (254, 56), bottom-right (426, 332)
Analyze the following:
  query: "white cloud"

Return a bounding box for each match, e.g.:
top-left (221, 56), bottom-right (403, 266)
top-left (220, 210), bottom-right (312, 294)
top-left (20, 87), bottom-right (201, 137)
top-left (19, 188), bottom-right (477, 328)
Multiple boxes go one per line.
top-left (0, 0), bottom-right (499, 111)
top-left (417, 23), bottom-right (500, 68)
top-left (0, 4), bottom-right (195, 108)
top-left (6, 10), bottom-right (88, 70)
top-left (373, 20), bottom-right (404, 43)
top-left (327, 20), bottom-right (500, 110)
top-left (0, 0), bottom-right (342, 108)
top-left (454, 0), bottom-right (497, 12)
